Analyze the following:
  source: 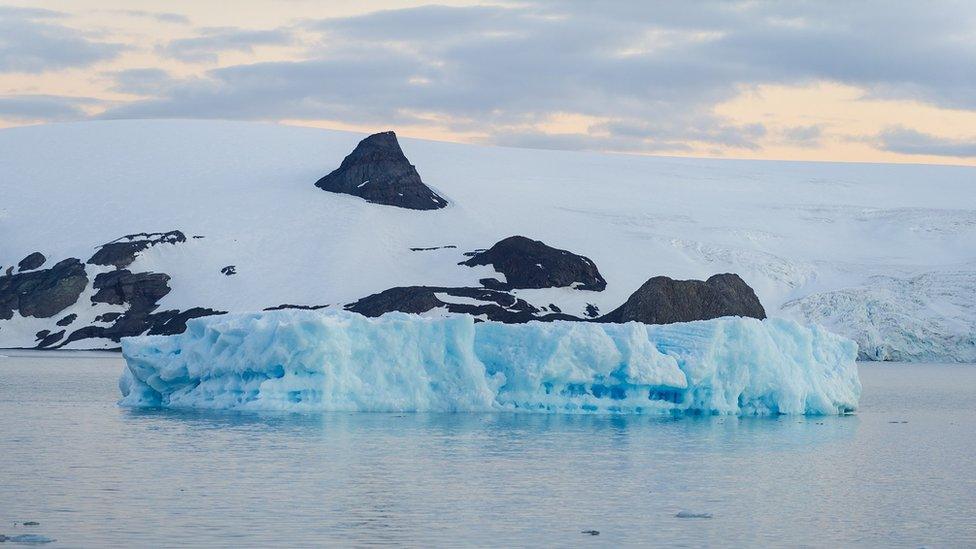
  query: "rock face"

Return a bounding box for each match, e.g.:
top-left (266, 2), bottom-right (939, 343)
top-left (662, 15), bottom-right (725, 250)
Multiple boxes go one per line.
top-left (88, 231), bottom-right (186, 268)
top-left (60, 307), bottom-right (223, 348)
top-left (599, 273), bottom-right (766, 324)
top-left (54, 257), bottom-right (224, 348)
top-left (91, 270), bottom-right (172, 308)
top-left (0, 258), bottom-right (88, 320)
top-left (314, 131), bottom-right (448, 210)
top-left (56, 313), bottom-right (77, 327)
top-left (347, 286), bottom-right (576, 323)
top-left (18, 252), bottom-right (46, 272)
top-left (57, 266), bottom-right (222, 347)
top-left (460, 236), bottom-right (606, 291)
top-left (0, 229), bottom-right (228, 349)
top-left (2, 224), bottom-right (765, 349)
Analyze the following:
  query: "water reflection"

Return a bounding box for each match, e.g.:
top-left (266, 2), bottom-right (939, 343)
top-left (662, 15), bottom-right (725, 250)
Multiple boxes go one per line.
top-left (119, 406), bottom-right (859, 456)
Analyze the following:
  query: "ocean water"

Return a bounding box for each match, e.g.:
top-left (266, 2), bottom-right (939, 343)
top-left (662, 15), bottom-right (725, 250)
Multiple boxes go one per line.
top-left (1, 351), bottom-right (974, 548)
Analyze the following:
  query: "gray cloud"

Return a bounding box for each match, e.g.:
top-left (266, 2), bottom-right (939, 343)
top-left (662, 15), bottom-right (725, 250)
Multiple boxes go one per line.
top-left (781, 125), bottom-right (824, 147)
top-left (0, 7), bottom-right (124, 73)
top-left (158, 27), bottom-right (294, 63)
top-left (878, 126), bottom-right (976, 158)
top-left (107, 10), bottom-right (191, 25)
top-left (98, 1), bottom-right (976, 155)
top-left (0, 94), bottom-right (101, 122)
top-left (107, 68), bottom-right (176, 95)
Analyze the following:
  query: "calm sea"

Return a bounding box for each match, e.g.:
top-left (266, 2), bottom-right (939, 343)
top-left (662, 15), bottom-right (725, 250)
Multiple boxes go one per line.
top-left (1, 351), bottom-right (974, 547)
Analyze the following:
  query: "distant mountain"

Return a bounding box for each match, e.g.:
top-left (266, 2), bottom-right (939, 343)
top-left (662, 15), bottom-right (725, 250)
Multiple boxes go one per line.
top-left (1, 120), bottom-right (973, 361)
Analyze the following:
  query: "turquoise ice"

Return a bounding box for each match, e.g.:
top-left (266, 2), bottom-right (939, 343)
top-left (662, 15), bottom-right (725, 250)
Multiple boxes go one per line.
top-left (119, 311), bottom-right (860, 415)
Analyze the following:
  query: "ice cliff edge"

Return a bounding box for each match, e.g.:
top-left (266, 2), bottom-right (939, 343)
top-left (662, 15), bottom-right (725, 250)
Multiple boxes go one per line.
top-left (119, 311), bottom-right (860, 415)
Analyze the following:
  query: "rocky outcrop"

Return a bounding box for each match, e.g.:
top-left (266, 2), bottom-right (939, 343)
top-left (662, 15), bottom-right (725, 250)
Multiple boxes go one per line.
top-left (88, 231), bottom-right (186, 268)
top-left (0, 229), bottom-right (228, 349)
top-left (460, 236), bottom-right (606, 291)
top-left (599, 273), bottom-right (766, 325)
top-left (0, 258), bottom-right (88, 320)
top-left (315, 131), bottom-right (448, 210)
top-left (264, 304), bottom-right (329, 311)
top-left (91, 270), bottom-right (171, 308)
top-left (347, 238), bottom-right (762, 326)
top-left (60, 307), bottom-right (223, 348)
top-left (56, 314), bottom-right (77, 327)
top-left (18, 252), bottom-right (46, 272)
top-left (346, 286), bottom-right (576, 323)
top-left (55, 266), bottom-right (224, 347)
top-left (35, 329), bottom-right (65, 348)
top-left (2, 224), bottom-right (766, 349)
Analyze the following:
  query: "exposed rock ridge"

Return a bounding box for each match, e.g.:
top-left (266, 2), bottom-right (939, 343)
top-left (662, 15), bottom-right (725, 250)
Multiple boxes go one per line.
top-left (600, 273), bottom-right (766, 324)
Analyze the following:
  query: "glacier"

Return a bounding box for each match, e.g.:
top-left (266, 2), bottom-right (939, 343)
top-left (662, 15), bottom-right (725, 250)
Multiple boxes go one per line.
top-left (119, 311), bottom-right (860, 415)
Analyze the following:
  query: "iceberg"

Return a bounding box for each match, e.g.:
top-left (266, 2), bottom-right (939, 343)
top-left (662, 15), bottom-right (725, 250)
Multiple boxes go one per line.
top-left (119, 311), bottom-right (860, 415)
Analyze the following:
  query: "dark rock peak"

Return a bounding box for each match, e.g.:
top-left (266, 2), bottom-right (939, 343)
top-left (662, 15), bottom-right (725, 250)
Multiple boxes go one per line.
top-left (0, 258), bottom-right (88, 320)
top-left (314, 131), bottom-right (448, 210)
top-left (600, 273), bottom-right (766, 325)
top-left (585, 304), bottom-right (600, 318)
top-left (88, 230), bottom-right (186, 268)
top-left (220, 265), bottom-right (236, 276)
top-left (18, 252), bottom-right (46, 272)
top-left (460, 235), bottom-right (607, 292)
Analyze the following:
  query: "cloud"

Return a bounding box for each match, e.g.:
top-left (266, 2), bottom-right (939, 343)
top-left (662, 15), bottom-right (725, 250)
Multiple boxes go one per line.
top-left (0, 7), bottom-right (124, 73)
top-left (877, 126), bottom-right (976, 158)
top-left (158, 27), bottom-right (295, 63)
top-left (106, 9), bottom-right (191, 25)
top-left (107, 68), bottom-right (176, 95)
top-left (0, 94), bottom-right (101, 122)
top-left (91, 2), bottom-right (976, 154)
top-left (780, 125), bottom-right (823, 146)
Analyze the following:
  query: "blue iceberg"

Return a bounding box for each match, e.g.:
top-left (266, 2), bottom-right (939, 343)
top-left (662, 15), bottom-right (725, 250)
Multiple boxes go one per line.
top-left (119, 311), bottom-right (860, 415)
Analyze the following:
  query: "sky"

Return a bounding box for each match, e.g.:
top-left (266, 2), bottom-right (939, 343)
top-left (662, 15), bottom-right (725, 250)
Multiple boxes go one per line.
top-left (2, 0), bottom-right (976, 166)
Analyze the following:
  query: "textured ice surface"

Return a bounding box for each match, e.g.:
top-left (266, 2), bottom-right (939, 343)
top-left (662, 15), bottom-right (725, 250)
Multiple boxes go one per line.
top-left (119, 311), bottom-right (860, 415)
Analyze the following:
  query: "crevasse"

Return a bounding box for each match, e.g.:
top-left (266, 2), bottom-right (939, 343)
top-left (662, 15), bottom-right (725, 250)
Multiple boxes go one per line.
top-left (118, 311), bottom-right (861, 415)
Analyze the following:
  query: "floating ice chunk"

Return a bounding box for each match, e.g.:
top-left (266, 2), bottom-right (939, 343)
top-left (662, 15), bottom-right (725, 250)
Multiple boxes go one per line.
top-left (0, 534), bottom-right (57, 544)
top-left (119, 310), bottom-right (860, 415)
top-left (675, 511), bottom-right (713, 519)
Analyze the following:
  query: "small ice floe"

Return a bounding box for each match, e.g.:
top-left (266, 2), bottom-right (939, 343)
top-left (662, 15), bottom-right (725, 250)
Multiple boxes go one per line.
top-left (0, 534), bottom-right (57, 544)
top-left (675, 511), bottom-right (713, 519)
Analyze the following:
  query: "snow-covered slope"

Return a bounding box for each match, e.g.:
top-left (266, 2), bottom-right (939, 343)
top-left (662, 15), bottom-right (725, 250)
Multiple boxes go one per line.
top-left (2, 120), bottom-right (974, 360)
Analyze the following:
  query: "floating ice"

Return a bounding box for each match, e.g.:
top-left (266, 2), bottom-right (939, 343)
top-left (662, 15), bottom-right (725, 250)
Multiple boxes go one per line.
top-left (119, 311), bottom-right (860, 415)
top-left (0, 534), bottom-right (57, 544)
